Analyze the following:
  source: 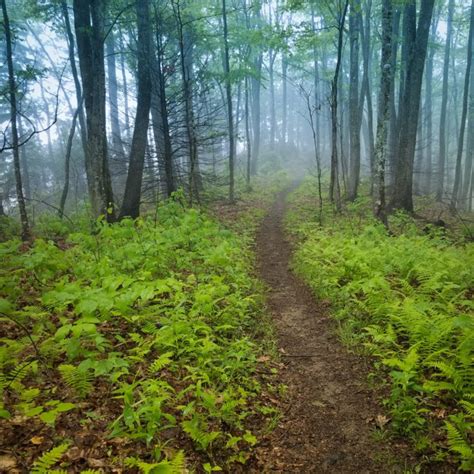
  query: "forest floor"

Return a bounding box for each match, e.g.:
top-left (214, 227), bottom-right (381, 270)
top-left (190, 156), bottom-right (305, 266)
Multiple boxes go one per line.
top-left (250, 187), bottom-right (417, 473)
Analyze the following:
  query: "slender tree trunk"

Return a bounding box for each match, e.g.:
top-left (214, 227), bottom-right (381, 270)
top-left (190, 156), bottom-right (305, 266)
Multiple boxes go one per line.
top-left (360, 0), bottom-right (374, 191)
top-left (451, 0), bottom-right (473, 209)
top-left (245, 76), bottom-right (252, 189)
top-left (118, 27), bottom-right (131, 143)
top-left (17, 117), bottom-right (31, 201)
top-left (1, 0), bottom-right (30, 240)
top-left (436, 0), bottom-right (455, 201)
top-left (251, 53), bottom-right (262, 175)
top-left (374, 0), bottom-right (394, 226)
top-left (106, 30), bottom-right (126, 163)
top-left (348, 0), bottom-right (362, 201)
top-left (462, 21), bottom-right (474, 207)
top-left (282, 52), bottom-right (288, 145)
top-left (424, 14), bottom-right (437, 194)
top-left (59, 106), bottom-right (81, 218)
top-left (387, 7), bottom-right (401, 180)
top-left (120, 0), bottom-right (152, 218)
top-left (150, 13), bottom-right (175, 198)
top-left (61, 0), bottom-right (87, 155)
top-left (329, 0), bottom-right (349, 209)
top-left (174, 0), bottom-right (201, 202)
top-left (222, 0), bottom-right (234, 201)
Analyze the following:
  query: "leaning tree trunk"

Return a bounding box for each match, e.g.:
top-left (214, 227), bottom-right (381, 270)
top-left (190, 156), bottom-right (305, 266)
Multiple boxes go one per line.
top-left (390, 0), bottom-right (435, 212)
top-left (1, 0), bottom-right (30, 240)
top-left (120, 0), bottom-right (152, 219)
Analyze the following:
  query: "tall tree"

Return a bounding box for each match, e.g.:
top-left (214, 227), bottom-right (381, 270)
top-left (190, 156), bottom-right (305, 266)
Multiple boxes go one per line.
top-left (1, 0), bottom-right (30, 240)
top-left (348, 0), bottom-right (362, 201)
top-left (73, 0), bottom-right (115, 220)
top-left (329, 0), bottom-right (349, 209)
top-left (120, 0), bottom-right (152, 218)
top-left (390, 0), bottom-right (435, 212)
top-left (451, 0), bottom-right (473, 209)
top-left (436, 0), bottom-right (455, 201)
top-left (374, 0), bottom-right (394, 225)
top-left (222, 0), bottom-right (235, 201)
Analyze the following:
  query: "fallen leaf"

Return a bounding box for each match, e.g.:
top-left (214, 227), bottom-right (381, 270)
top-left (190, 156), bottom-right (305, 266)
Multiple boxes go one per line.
top-left (257, 355), bottom-right (271, 362)
top-left (0, 455), bottom-right (17, 469)
top-left (30, 436), bottom-right (44, 445)
top-left (375, 414), bottom-right (390, 428)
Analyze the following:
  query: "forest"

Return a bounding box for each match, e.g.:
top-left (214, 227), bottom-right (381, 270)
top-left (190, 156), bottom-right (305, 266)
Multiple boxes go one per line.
top-left (0, 0), bottom-right (473, 472)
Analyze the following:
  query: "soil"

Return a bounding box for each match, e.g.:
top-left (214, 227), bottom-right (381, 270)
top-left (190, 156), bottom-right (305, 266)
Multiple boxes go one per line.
top-left (251, 188), bottom-right (418, 473)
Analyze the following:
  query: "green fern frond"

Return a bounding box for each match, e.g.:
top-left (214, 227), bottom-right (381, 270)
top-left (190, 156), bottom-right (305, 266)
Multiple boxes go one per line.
top-left (31, 443), bottom-right (70, 473)
top-left (149, 351), bottom-right (174, 374)
top-left (58, 364), bottom-right (93, 398)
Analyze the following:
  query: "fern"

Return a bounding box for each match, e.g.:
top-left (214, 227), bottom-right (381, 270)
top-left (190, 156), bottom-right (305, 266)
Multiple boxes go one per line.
top-left (124, 451), bottom-right (185, 474)
top-left (31, 443), bottom-right (70, 473)
top-left (58, 364), bottom-right (93, 398)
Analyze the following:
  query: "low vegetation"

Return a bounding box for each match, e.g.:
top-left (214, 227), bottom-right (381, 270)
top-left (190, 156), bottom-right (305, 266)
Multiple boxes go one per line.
top-left (286, 179), bottom-right (474, 471)
top-left (0, 193), bottom-right (279, 472)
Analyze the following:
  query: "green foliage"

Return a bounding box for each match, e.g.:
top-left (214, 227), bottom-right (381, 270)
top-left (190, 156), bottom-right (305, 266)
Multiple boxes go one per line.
top-left (31, 443), bottom-right (70, 473)
top-left (0, 199), bottom-right (274, 470)
top-left (124, 451), bottom-right (185, 474)
top-left (287, 179), bottom-right (474, 469)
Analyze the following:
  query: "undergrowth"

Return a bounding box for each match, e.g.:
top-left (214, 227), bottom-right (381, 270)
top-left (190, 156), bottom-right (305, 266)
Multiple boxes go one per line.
top-left (0, 193), bottom-right (278, 472)
top-left (286, 179), bottom-right (474, 471)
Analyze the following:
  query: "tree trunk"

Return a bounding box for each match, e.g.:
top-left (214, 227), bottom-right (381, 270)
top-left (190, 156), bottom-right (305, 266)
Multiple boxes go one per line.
top-left (150, 13), bottom-right (175, 198)
top-left (61, 0), bottom-right (87, 155)
top-left (462, 18), bottom-right (474, 208)
top-left (59, 106), bottom-right (81, 218)
top-left (73, 0), bottom-right (115, 220)
top-left (251, 53), bottom-right (262, 175)
top-left (120, 0), bottom-right (152, 218)
top-left (390, 0), bottom-right (435, 212)
top-left (1, 0), bottom-right (30, 240)
top-left (348, 0), bottom-right (362, 201)
top-left (451, 0), bottom-right (473, 209)
top-left (424, 13), bottom-right (437, 194)
top-left (374, 0), bottom-right (394, 226)
top-left (329, 0), bottom-right (349, 209)
top-left (222, 0), bottom-right (235, 201)
top-left (436, 0), bottom-right (455, 201)
top-left (106, 30), bottom-right (126, 163)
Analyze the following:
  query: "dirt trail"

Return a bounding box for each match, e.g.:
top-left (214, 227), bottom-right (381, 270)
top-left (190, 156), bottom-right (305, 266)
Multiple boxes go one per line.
top-left (252, 188), bottom-right (412, 473)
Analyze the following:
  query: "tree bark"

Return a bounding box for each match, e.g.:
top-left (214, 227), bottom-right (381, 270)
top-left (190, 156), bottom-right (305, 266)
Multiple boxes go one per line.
top-left (451, 0), bottom-right (473, 209)
top-left (390, 0), bottom-right (435, 212)
top-left (120, 0), bottom-right (152, 218)
top-left (222, 0), bottom-right (235, 201)
top-left (1, 0), bottom-right (30, 240)
top-left (436, 0), bottom-right (455, 201)
top-left (106, 30), bottom-right (126, 163)
top-left (348, 0), bottom-right (362, 201)
top-left (374, 0), bottom-right (394, 226)
top-left (329, 0), bottom-right (349, 209)
top-left (73, 0), bottom-right (115, 220)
